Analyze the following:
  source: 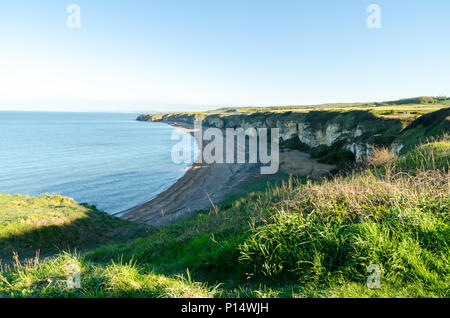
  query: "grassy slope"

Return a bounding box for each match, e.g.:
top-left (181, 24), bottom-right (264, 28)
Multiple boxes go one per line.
top-left (212, 96), bottom-right (450, 114)
top-left (160, 96), bottom-right (450, 125)
top-left (0, 194), bottom-right (148, 263)
top-left (0, 136), bottom-right (448, 298)
top-left (397, 107), bottom-right (450, 153)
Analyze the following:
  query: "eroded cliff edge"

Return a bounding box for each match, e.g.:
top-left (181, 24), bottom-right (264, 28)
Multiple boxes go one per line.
top-left (138, 108), bottom-right (450, 164)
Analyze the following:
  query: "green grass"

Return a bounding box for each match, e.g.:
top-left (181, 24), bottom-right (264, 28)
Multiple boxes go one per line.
top-left (143, 97), bottom-right (450, 128)
top-left (396, 107), bottom-right (450, 154)
top-left (0, 253), bottom-right (216, 298)
top-left (0, 135), bottom-right (448, 298)
top-left (170, 96), bottom-right (450, 121)
top-left (0, 194), bottom-right (148, 263)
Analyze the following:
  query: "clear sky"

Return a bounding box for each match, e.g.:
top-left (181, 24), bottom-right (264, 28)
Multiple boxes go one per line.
top-left (0, 0), bottom-right (449, 112)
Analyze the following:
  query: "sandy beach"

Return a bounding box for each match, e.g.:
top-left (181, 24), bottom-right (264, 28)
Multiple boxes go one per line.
top-left (122, 122), bottom-right (336, 226)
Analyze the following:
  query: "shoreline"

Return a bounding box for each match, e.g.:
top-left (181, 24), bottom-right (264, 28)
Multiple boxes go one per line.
top-left (121, 122), bottom-right (264, 225)
top-left (112, 125), bottom-right (197, 218)
top-left (122, 121), bottom-right (336, 226)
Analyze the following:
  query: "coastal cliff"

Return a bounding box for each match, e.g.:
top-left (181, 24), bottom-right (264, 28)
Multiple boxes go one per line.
top-left (137, 108), bottom-right (450, 163)
top-left (1, 107), bottom-right (448, 298)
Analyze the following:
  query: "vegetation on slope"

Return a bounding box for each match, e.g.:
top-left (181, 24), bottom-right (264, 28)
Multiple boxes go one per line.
top-left (0, 194), bottom-right (148, 263)
top-left (212, 96), bottom-right (450, 118)
top-left (142, 101), bottom-right (449, 169)
top-left (144, 96), bottom-right (448, 127)
top-left (142, 98), bottom-right (449, 125)
top-left (0, 135), bottom-right (448, 298)
top-left (396, 107), bottom-right (450, 154)
top-left (280, 107), bottom-right (449, 166)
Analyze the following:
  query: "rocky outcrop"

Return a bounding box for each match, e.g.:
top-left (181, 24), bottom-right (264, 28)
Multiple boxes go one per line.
top-left (137, 108), bottom-right (450, 163)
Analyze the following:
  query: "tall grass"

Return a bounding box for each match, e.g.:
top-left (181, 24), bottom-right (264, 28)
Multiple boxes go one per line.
top-left (0, 252), bottom-right (218, 298)
top-left (238, 136), bottom-right (449, 296)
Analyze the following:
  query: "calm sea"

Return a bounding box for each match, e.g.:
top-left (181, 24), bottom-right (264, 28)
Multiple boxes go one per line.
top-left (0, 111), bottom-right (196, 215)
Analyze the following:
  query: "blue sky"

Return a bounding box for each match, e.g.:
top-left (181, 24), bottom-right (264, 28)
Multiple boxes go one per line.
top-left (0, 0), bottom-right (449, 112)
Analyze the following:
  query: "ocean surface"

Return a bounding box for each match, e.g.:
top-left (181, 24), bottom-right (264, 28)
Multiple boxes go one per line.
top-left (0, 111), bottom-right (196, 215)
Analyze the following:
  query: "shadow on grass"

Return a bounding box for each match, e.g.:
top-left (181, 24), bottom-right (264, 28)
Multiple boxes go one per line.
top-left (0, 206), bottom-right (149, 264)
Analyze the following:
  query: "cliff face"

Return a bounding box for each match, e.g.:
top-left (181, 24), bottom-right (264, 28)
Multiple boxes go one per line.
top-left (137, 108), bottom-right (450, 163)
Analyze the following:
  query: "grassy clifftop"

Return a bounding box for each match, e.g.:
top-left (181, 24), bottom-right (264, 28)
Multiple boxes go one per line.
top-left (144, 96), bottom-right (450, 121)
top-left (140, 103), bottom-right (450, 166)
top-left (0, 136), bottom-right (448, 298)
top-left (0, 194), bottom-right (148, 263)
top-left (212, 96), bottom-right (450, 120)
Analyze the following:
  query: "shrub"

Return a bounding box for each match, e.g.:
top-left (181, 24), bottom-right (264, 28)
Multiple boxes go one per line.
top-left (366, 147), bottom-right (397, 167)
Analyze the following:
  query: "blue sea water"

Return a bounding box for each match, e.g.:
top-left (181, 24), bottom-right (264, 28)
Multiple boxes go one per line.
top-left (0, 111), bottom-right (196, 215)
